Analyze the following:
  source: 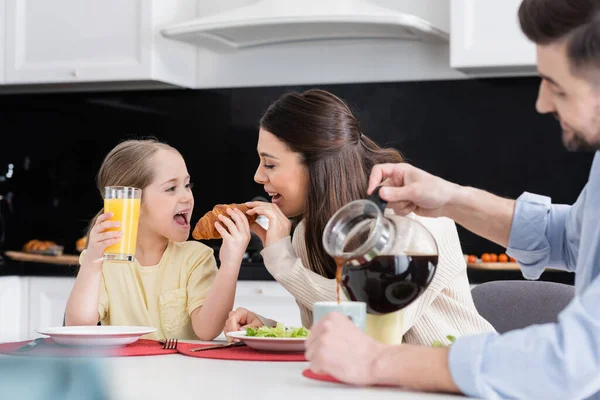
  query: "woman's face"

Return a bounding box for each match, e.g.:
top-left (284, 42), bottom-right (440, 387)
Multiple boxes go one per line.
top-left (254, 128), bottom-right (309, 217)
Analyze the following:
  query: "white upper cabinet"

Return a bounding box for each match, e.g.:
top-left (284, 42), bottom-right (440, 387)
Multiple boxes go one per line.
top-left (0, 1), bottom-right (544, 91)
top-left (450, 0), bottom-right (537, 77)
top-left (2, 0), bottom-right (197, 91)
top-left (0, 0), bottom-right (5, 84)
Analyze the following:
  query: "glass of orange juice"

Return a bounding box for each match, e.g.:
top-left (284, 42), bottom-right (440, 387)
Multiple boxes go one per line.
top-left (103, 186), bottom-right (141, 262)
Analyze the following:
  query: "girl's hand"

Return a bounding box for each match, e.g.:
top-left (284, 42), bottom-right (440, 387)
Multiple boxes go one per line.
top-left (82, 212), bottom-right (122, 267)
top-left (245, 201), bottom-right (291, 248)
top-left (223, 308), bottom-right (264, 342)
top-left (215, 208), bottom-right (251, 268)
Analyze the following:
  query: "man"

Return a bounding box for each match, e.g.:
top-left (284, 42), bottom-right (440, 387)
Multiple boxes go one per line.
top-left (305, 0), bottom-right (600, 398)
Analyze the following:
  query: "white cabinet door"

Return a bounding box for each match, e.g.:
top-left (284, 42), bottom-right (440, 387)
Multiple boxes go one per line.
top-left (28, 277), bottom-right (75, 338)
top-left (0, 0), bottom-right (5, 84)
top-left (0, 277), bottom-right (28, 342)
top-left (5, 0), bottom-right (149, 84)
top-left (3, 0), bottom-right (196, 87)
top-left (451, 0), bottom-right (536, 76)
top-left (233, 281), bottom-right (302, 328)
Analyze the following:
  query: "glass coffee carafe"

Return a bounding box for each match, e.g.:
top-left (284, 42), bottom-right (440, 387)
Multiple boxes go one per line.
top-left (323, 187), bottom-right (439, 316)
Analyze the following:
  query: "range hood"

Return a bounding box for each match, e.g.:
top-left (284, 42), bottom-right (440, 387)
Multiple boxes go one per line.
top-left (161, 0), bottom-right (449, 52)
top-left (160, 0), bottom-right (464, 89)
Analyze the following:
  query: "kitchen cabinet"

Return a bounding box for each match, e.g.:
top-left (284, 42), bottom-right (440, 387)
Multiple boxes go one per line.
top-left (0, 277), bottom-right (300, 343)
top-left (450, 0), bottom-right (537, 76)
top-left (0, 276), bottom-right (73, 342)
top-left (0, 0), bottom-right (5, 83)
top-left (2, 0), bottom-right (196, 91)
top-left (27, 277), bottom-right (75, 339)
top-left (0, 277), bottom-right (27, 342)
top-left (233, 281), bottom-right (302, 328)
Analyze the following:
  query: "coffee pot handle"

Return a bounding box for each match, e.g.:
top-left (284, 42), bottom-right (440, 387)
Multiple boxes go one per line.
top-left (368, 186), bottom-right (388, 213)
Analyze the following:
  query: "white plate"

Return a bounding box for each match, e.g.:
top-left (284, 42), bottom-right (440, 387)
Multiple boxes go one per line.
top-left (226, 331), bottom-right (306, 352)
top-left (36, 326), bottom-right (156, 347)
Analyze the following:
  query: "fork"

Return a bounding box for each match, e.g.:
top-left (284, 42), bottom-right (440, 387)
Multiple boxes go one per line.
top-left (162, 338), bottom-right (178, 350)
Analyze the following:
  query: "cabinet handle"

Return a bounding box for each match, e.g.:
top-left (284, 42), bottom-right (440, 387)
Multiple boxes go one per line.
top-left (256, 288), bottom-right (263, 294)
top-left (70, 69), bottom-right (78, 78)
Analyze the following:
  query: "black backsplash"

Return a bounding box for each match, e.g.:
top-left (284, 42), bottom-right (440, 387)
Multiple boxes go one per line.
top-left (0, 77), bottom-right (594, 256)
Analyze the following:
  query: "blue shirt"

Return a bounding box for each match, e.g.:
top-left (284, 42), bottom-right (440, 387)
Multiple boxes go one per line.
top-left (449, 151), bottom-right (600, 399)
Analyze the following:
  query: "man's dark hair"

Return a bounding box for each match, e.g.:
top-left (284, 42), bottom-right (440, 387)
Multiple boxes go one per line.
top-left (519, 0), bottom-right (600, 71)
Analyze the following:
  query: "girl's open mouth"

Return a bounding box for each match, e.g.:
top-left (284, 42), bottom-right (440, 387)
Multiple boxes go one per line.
top-left (174, 211), bottom-right (190, 227)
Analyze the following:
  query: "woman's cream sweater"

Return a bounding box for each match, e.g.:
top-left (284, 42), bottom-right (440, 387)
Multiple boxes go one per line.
top-left (259, 214), bottom-right (496, 345)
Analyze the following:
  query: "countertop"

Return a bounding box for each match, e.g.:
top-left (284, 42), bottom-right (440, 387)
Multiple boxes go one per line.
top-left (466, 266), bottom-right (574, 285)
top-left (0, 254), bottom-right (275, 281)
top-left (0, 252), bottom-right (575, 285)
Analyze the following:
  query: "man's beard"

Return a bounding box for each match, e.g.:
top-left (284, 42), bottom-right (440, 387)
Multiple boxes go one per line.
top-left (557, 110), bottom-right (600, 152)
top-left (562, 129), bottom-right (600, 152)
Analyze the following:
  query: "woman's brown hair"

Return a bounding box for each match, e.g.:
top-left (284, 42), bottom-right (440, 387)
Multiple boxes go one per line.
top-left (260, 89), bottom-right (403, 278)
top-left (85, 138), bottom-right (180, 242)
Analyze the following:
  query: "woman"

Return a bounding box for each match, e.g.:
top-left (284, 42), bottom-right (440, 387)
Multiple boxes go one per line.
top-left (227, 89), bottom-right (494, 345)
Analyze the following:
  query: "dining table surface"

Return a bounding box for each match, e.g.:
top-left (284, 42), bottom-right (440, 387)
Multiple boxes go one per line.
top-left (0, 339), bottom-right (474, 400)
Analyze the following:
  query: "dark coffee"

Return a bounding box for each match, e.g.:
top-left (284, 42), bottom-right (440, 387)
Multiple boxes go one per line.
top-left (335, 256), bottom-right (345, 304)
top-left (340, 254), bottom-right (438, 315)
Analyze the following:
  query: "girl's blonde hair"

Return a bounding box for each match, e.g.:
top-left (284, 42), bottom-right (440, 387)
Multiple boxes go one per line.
top-left (85, 138), bottom-right (180, 242)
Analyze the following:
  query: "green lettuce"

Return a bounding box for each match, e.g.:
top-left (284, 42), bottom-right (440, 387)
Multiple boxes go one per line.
top-left (245, 322), bottom-right (309, 338)
top-left (432, 335), bottom-right (457, 348)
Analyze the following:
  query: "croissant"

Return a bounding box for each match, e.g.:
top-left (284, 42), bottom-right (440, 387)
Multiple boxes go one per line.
top-left (23, 239), bottom-right (57, 252)
top-left (192, 203), bottom-right (258, 240)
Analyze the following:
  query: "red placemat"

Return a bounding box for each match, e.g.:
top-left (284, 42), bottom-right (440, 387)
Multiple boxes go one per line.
top-left (0, 338), bottom-right (177, 357)
top-left (177, 342), bottom-right (306, 361)
top-left (302, 369), bottom-right (342, 384)
top-left (302, 369), bottom-right (395, 387)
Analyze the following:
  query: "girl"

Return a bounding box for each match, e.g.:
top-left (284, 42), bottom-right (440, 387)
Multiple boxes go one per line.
top-left (65, 139), bottom-right (250, 340)
top-left (225, 89), bottom-right (495, 345)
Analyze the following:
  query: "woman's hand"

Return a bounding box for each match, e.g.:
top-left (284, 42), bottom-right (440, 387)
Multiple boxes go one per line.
top-left (214, 208), bottom-right (252, 268)
top-left (245, 201), bottom-right (291, 247)
top-left (82, 212), bottom-right (122, 267)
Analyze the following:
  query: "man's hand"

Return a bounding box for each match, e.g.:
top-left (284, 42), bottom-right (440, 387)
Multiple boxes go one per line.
top-left (368, 162), bottom-right (515, 248)
top-left (306, 312), bottom-right (460, 394)
top-left (305, 312), bottom-right (385, 386)
top-left (368, 163), bottom-right (460, 218)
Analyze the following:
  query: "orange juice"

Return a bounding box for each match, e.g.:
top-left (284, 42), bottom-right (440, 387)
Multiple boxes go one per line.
top-left (104, 196), bottom-right (141, 262)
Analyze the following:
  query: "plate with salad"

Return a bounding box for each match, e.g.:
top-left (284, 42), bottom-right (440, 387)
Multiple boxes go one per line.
top-left (226, 323), bottom-right (309, 352)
